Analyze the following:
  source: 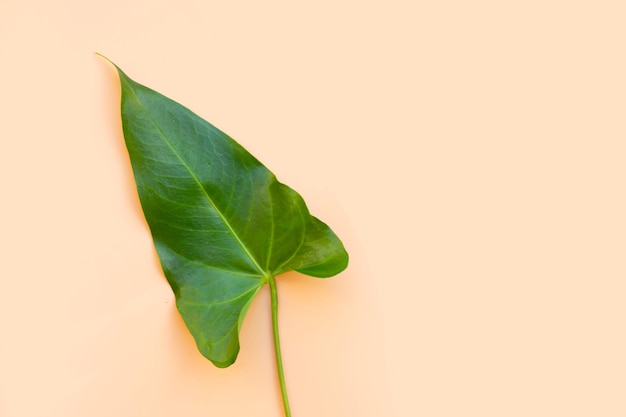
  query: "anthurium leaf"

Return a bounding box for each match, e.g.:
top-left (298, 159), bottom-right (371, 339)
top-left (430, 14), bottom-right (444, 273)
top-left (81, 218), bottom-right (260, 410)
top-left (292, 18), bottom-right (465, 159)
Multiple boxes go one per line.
top-left (106, 59), bottom-right (348, 368)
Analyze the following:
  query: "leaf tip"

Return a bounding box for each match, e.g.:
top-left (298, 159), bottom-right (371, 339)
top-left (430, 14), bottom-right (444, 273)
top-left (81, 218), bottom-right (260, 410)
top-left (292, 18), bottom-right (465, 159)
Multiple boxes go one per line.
top-left (95, 52), bottom-right (113, 65)
top-left (95, 53), bottom-right (134, 87)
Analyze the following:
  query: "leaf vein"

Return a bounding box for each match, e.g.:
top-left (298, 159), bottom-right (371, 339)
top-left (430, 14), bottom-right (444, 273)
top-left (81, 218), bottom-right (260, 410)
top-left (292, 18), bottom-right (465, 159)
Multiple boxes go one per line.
top-left (126, 84), bottom-right (267, 277)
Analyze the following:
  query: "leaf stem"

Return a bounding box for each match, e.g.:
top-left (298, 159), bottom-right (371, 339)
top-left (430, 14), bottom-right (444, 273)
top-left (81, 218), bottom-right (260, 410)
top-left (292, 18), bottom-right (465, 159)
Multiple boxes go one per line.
top-left (268, 275), bottom-right (292, 417)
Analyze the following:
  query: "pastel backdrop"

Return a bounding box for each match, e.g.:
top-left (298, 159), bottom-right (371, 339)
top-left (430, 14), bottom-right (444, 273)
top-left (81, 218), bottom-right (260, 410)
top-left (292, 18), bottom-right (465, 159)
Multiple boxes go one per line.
top-left (1, 1), bottom-right (625, 416)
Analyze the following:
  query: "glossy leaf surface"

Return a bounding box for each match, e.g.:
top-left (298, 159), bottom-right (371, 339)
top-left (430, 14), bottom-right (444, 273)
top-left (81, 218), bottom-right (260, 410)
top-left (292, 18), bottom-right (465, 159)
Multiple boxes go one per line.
top-left (109, 61), bottom-right (348, 367)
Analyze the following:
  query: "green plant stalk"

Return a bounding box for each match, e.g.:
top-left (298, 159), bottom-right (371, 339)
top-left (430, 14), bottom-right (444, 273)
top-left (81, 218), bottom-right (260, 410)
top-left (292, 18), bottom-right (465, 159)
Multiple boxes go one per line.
top-left (268, 275), bottom-right (292, 417)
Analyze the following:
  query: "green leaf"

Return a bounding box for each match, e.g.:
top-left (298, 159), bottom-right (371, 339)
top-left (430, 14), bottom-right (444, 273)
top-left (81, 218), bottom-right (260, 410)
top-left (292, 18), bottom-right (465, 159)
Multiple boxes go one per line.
top-left (105, 59), bottom-right (348, 368)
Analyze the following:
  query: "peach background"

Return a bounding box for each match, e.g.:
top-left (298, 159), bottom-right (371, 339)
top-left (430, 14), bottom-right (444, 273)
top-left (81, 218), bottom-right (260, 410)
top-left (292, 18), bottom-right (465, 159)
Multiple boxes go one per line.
top-left (2, 1), bottom-right (626, 416)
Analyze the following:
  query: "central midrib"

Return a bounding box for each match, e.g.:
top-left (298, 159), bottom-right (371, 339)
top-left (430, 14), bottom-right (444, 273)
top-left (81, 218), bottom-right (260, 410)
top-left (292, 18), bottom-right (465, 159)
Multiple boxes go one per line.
top-left (124, 79), bottom-right (268, 279)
